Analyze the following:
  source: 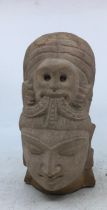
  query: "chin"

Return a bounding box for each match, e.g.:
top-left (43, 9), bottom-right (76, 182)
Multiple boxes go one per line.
top-left (35, 176), bottom-right (64, 191)
top-left (37, 178), bottom-right (71, 193)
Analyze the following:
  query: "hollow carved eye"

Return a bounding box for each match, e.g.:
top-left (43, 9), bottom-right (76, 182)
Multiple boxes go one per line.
top-left (43, 74), bottom-right (51, 81)
top-left (60, 74), bottom-right (67, 82)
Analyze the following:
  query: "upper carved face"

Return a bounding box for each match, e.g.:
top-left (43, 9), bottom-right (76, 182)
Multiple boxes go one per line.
top-left (32, 58), bottom-right (79, 103)
top-left (22, 129), bottom-right (89, 192)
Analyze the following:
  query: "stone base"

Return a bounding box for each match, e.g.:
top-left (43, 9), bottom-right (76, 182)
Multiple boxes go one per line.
top-left (24, 169), bottom-right (95, 195)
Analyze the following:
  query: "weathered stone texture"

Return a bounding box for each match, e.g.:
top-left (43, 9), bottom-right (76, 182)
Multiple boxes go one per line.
top-left (19, 32), bottom-right (96, 194)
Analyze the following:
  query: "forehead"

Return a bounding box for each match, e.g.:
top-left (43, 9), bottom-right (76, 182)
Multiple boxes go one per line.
top-left (35, 58), bottom-right (77, 73)
top-left (22, 128), bottom-right (89, 147)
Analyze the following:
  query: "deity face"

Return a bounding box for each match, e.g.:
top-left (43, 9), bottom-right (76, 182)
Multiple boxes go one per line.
top-left (32, 58), bottom-right (79, 103)
top-left (22, 129), bottom-right (89, 192)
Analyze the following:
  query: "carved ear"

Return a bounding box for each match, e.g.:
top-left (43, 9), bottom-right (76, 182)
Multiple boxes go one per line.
top-left (22, 80), bottom-right (35, 106)
top-left (22, 80), bottom-right (34, 95)
top-left (84, 123), bottom-right (95, 170)
top-left (79, 84), bottom-right (92, 101)
top-left (73, 84), bottom-right (92, 108)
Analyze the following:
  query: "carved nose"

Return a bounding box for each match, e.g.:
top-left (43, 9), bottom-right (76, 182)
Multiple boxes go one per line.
top-left (50, 86), bottom-right (57, 92)
top-left (39, 163), bottom-right (63, 178)
top-left (50, 81), bottom-right (58, 92)
top-left (46, 165), bottom-right (62, 178)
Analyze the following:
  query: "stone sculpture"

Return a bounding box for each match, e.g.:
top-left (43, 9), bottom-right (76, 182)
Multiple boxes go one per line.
top-left (19, 32), bottom-right (96, 194)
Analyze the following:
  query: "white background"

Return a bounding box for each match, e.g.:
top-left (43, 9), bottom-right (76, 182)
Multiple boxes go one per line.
top-left (0, 0), bottom-right (107, 209)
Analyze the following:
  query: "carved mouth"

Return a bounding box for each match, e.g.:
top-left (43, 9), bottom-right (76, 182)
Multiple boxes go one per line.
top-left (39, 172), bottom-right (63, 184)
top-left (46, 176), bottom-right (63, 186)
top-left (40, 92), bottom-right (70, 101)
top-left (37, 176), bottom-right (64, 191)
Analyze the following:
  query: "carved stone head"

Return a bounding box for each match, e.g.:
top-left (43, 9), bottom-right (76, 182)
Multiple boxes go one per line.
top-left (19, 32), bottom-right (96, 194)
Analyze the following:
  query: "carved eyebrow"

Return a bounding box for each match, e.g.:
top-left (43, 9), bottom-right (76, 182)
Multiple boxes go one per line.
top-left (22, 133), bottom-right (47, 149)
top-left (37, 62), bottom-right (72, 72)
top-left (51, 137), bottom-right (89, 150)
top-left (22, 132), bottom-right (88, 150)
top-left (36, 66), bottom-right (50, 72)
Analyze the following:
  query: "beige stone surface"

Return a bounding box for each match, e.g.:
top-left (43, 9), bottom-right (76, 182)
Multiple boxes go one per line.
top-left (19, 32), bottom-right (96, 194)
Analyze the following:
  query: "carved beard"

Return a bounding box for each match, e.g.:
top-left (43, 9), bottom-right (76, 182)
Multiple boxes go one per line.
top-left (23, 95), bottom-right (88, 122)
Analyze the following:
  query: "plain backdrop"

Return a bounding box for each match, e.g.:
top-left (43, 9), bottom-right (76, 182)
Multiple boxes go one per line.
top-left (0, 0), bottom-right (107, 210)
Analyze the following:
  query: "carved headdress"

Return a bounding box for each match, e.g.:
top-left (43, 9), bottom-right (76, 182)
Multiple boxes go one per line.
top-left (23, 32), bottom-right (95, 84)
top-left (21, 32), bottom-right (95, 131)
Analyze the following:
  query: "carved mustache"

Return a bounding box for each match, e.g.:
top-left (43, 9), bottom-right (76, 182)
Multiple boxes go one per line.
top-left (36, 89), bottom-right (72, 102)
top-left (57, 97), bottom-right (88, 120)
top-left (22, 95), bottom-right (88, 120)
top-left (23, 96), bottom-right (49, 118)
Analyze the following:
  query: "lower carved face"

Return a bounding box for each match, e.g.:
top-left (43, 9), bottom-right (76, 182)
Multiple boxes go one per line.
top-left (32, 58), bottom-right (79, 103)
top-left (22, 129), bottom-right (89, 192)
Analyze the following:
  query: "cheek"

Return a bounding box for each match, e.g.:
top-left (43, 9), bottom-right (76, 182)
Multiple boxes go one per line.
top-left (59, 77), bottom-right (75, 90)
top-left (60, 152), bottom-right (87, 175)
top-left (23, 147), bottom-right (30, 165)
top-left (63, 81), bottom-right (73, 89)
top-left (34, 79), bottom-right (48, 91)
top-left (23, 147), bottom-right (41, 169)
top-left (29, 155), bottom-right (41, 167)
top-left (28, 155), bottom-right (43, 177)
top-left (59, 156), bottom-right (74, 172)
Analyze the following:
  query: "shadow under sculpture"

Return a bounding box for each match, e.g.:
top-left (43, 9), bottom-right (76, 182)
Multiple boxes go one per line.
top-left (19, 32), bottom-right (96, 194)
